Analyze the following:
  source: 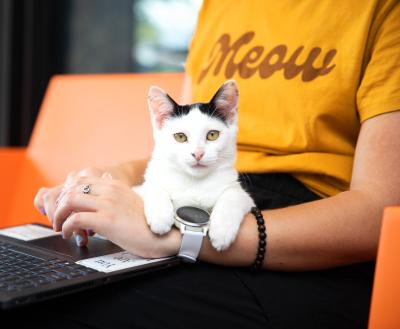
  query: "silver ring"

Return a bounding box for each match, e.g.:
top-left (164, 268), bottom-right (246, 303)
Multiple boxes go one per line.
top-left (82, 184), bottom-right (92, 194)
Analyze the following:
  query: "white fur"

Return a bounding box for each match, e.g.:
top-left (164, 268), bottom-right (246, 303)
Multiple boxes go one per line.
top-left (134, 81), bottom-right (255, 251)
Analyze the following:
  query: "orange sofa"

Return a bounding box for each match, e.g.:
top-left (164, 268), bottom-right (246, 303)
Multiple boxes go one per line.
top-left (0, 72), bottom-right (398, 328)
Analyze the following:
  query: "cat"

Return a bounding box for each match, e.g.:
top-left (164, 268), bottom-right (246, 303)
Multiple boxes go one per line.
top-left (133, 80), bottom-right (255, 251)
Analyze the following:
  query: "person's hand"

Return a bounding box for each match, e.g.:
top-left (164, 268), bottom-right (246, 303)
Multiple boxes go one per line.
top-left (52, 173), bottom-right (181, 258)
top-left (34, 167), bottom-right (106, 246)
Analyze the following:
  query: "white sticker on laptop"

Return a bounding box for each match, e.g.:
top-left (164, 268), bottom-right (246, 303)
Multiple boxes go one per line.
top-left (76, 251), bottom-right (169, 273)
top-left (0, 224), bottom-right (60, 241)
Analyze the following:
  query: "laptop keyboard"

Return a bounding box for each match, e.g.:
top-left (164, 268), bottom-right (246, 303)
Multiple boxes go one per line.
top-left (0, 241), bottom-right (98, 293)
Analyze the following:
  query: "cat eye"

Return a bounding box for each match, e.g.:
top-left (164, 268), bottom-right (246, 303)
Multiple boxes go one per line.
top-left (174, 133), bottom-right (188, 143)
top-left (206, 130), bottom-right (220, 141)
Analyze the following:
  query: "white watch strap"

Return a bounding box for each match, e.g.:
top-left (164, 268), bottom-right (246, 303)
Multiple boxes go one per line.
top-left (178, 230), bottom-right (204, 263)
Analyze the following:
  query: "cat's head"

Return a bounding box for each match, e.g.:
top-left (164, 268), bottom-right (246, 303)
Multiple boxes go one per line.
top-left (147, 80), bottom-right (239, 177)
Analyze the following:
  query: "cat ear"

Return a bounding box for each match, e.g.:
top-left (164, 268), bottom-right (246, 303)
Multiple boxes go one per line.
top-left (210, 80), bottom-right (239, 124)
top-left (147, 86), bottom-right (177, 129)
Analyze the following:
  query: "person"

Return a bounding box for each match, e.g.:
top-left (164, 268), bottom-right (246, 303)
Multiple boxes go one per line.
top-left (4, 0), bottom-right (400, 328)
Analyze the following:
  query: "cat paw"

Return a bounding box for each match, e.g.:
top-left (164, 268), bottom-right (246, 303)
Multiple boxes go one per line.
top-left (208, 219), bottom-right (240, 251)
top-left (145, 205), bottom-right (174, 235)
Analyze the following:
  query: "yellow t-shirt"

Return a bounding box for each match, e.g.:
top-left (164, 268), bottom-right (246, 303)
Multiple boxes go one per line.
top-left (185, 0), bottom-right (400, 197)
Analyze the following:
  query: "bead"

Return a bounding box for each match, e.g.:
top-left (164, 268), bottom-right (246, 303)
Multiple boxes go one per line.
top-left (258, 225), bottom-right (265, 232)
top-left (259, 247), bottom-right (265, 254)
top-left (259, 232), bottom-right (266, 239)
top-left (259, 240), bottom-right (266, 247)
top-left (257, 253), bottom-right (264, 261)
top-left (256, 217), bottom-right (264, 224)
top-left (255, 260), bottom-right (262, 267)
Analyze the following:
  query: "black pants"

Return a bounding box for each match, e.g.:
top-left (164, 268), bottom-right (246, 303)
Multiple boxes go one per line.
top-left (2, 173), bottom-right (375, 329)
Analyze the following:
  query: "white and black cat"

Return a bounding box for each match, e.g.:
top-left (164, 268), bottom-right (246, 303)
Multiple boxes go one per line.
top-left (134, 80), bottom-right (254, 251)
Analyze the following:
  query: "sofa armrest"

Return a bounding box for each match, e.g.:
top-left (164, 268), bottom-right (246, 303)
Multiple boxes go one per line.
top-left (368, 207), bottom-right (400, 329)
top-left (0, 148), bottom-right (26, 225)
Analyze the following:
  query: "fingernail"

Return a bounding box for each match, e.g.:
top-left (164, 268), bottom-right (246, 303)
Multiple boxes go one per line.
top-left (40, 208), bottom-right (46, 215)
top-left (75, 235), bottom-right (84, 247)
top-left (87, 229), bottom-right (94, 236)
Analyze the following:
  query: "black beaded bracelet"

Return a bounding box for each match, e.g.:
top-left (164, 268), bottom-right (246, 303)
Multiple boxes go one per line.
top-left (250, 207), bottom-right (266, 271)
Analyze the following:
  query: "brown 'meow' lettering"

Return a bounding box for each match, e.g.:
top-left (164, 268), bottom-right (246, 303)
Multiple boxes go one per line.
top-left (197, 31), bottom-right (337, 83)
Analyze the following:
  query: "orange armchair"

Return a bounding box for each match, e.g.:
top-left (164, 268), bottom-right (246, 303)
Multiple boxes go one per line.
top-left (0, 72), bottom-right (184, 228)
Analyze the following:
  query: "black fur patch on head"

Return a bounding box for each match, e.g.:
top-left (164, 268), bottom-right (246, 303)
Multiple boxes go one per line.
top-left (167, 95), bottom-right (228, 124)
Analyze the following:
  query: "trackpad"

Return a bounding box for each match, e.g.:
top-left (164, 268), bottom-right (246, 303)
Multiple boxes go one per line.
top-left (31, 235), bottom-right (123, 261)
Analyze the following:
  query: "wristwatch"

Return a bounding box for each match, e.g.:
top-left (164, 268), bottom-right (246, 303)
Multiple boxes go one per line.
top-left (174, 206), bottom-right (210, 263)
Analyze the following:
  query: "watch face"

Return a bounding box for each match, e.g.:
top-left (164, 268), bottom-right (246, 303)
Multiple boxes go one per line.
top-left (176, 206), bottom-right (210, 226)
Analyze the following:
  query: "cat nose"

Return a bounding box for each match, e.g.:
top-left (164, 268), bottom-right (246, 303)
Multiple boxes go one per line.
top-left (191, 150), bottom-right (204, 161)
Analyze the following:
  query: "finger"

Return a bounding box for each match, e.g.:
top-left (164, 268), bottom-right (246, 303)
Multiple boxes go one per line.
top-left (42, 186), bottom-right (63, 225)
top-left (62, 212), bottom-right (102, 239)
top-left (58, 181), bottom-right (106, 201)
top-left (57, 176), bottom-right (117, 201)
top-left (63, 168), bottom-right (105, 191)
top-left (73, 229), bottom-right (88, 247)
top-left (34, 187), bottom-right (50, 215)
top-left (53, 193), bottom-right (103, 232)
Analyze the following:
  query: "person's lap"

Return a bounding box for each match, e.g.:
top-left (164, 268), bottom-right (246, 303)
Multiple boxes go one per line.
top-left (0, 173), bottom-right (375, 329)
top-left (2, 260), bottom-right (374, 329)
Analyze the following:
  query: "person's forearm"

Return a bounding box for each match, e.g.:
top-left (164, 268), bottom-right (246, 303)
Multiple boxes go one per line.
top-left (104, 158), bottom-right (149, 186)
top-left (199, 189), bottom-right (385, 271)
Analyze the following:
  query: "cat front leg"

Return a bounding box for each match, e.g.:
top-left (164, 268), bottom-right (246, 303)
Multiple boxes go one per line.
top-left (133, 183), bottom-right (175, 235)
top-left (208, 186), bottom-right (255, 251)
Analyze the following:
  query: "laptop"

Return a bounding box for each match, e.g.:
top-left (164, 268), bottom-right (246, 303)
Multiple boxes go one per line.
top-left (0, 223), bottom-right (180, 310)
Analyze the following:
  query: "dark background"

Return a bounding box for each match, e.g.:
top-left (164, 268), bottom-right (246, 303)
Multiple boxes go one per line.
top-left (0, 0), bottom-right (199, 146)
